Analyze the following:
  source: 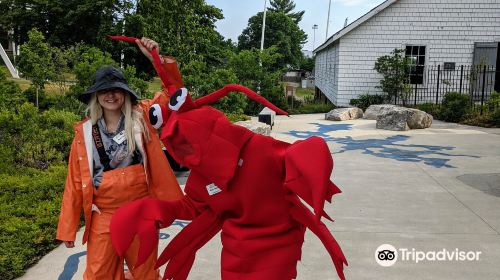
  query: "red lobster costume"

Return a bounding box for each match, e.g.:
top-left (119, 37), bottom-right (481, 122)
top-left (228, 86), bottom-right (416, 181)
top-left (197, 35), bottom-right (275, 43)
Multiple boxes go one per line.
top-left (108, 36), bottom-right (348, 280)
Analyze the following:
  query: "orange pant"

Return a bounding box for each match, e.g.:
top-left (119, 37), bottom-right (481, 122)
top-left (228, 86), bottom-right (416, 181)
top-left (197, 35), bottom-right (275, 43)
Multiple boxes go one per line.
top-left (84, 164), bottom-right (159, 280)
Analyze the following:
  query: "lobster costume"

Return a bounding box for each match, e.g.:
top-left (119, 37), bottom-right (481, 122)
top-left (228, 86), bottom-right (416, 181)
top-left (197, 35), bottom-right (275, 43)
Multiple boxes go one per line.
top-left (108, 36), bottom-right (348, 280)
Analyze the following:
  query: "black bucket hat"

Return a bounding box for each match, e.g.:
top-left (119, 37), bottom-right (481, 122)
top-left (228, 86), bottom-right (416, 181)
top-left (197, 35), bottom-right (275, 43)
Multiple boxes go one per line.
top-left (79, 66), bottom-right (140, 104)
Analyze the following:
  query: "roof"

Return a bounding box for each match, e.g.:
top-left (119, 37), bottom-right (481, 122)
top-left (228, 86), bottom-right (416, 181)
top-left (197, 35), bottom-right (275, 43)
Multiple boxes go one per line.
top-left (314, 0), bottom-right (399, 54)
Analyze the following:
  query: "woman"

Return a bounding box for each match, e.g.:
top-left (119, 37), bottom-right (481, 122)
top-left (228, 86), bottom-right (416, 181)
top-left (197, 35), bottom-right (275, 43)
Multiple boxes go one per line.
top-left (56, 38), bottom-right (183, 280)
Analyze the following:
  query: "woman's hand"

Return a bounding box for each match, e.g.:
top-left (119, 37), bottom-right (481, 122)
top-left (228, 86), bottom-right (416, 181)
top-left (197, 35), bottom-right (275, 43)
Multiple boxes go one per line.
top-left (136, 37), bottom-right (160, 63)
top-left (63, 241), bottom-right (75, 248)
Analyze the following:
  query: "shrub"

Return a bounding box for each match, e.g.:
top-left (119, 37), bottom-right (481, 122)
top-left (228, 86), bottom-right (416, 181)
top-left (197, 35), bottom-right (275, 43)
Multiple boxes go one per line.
top-left (0, 103), bottom-right (78, 169)
top-left (0, 165), bottom-right (68, 280)
top-left (439, 92), bottom-right (470, 122)
top-left (374, 48), bottom-right (412, 102)
top-left (0, 68), bottom-right (26, 107)
top-left (225, 113), bottom-right (251, 123)
top-left (288, 102), bottom-right (336, 115)
top-left (416, 103), bottom-right (441, 117)
top-left (349, 93), bottom-right (387, 111)
top-left (487, 91), bottom-right (500, 112)
top-left (490, 109), bottom-right (500, 127)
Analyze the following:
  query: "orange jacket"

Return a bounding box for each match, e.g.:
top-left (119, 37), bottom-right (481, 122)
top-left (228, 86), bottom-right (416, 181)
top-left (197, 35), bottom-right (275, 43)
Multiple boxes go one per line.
top-left (57, 57), bottom-right (184, 244)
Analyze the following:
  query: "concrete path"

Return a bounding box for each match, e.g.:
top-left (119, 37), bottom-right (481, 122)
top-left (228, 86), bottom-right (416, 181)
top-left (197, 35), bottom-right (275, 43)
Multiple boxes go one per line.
top-left (19, 114), bottom-right (500, 280)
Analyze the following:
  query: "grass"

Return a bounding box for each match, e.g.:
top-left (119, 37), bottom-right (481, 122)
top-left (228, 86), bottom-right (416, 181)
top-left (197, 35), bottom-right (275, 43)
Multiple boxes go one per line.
top-left (295, 87), bottom-right (314, 98)
top-left (148, 77), bottom-right (163, 93)
top-left (2, 65), bottom-right (75, 95)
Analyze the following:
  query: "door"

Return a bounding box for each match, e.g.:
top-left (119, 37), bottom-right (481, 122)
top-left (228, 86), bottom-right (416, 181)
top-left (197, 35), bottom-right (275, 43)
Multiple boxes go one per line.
top-left (471, 42), bottom-right (497, 101)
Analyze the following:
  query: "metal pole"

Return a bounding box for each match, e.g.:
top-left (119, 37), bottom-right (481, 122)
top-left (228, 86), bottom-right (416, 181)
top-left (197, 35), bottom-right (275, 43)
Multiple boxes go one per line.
top-left (459, 65), bottom-right (463, 94)
top-left (312, 24), bottom-right (318, 50)
top-left (326, 0), bottom-right (332, 40)
top-left (436, 65), bottom-right (441, 104)
top-left (481, 65), bottom-right (487, 115)
top-left (414, 83), bottom-right (418, 106)
top-left (260, 0), bottom-right (267, 52)
top-left (258, 0), bottom-right (267, 94)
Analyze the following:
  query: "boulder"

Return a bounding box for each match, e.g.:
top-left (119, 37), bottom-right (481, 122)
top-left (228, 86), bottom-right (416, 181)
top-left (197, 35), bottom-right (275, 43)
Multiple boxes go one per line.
top-left (235, 120), bottom-right (271, 136)
top-left (363, 104), bottom-right (397, 120)
top-left (376, 107), bottom-right (433, 131)
top-left (325, 107), bottom-right (364, 121)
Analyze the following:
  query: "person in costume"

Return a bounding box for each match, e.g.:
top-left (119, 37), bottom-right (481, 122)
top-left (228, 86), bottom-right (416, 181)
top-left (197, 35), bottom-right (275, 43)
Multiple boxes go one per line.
top-left (108, 36), bottom-right (348, 280)
top-left (56, 38), bottom-right (183, 280)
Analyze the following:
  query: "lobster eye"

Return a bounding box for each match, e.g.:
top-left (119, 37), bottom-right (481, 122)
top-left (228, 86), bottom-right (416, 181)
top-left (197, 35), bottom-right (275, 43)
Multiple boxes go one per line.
top-left (149, 104), bottom-right (164, 129)
top-left (169, 88), bottom-right (188, 111)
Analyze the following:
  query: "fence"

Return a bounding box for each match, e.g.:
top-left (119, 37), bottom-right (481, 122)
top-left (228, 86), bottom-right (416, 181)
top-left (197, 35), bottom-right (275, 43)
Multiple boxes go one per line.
top-left (394, 65), bottom-right (499, 114)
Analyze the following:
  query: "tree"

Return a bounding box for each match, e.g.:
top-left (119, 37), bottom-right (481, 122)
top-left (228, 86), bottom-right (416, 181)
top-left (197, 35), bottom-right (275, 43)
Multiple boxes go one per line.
top-left (238, 11), bottom-right (307, 70)
top-left (374, 48), bottom-right (412, 104)
top-left (0, 0), bottom-right (128, 48)
top-left (117, 0), bottom-right (228, 78)
top-left (18, 28), bottom-right (54, 108)
top-left (268, 0), bottom-right (304, 23)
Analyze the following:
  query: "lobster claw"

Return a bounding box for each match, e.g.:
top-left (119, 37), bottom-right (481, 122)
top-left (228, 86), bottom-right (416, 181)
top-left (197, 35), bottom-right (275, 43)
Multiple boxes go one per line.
top-left (110, 198), bottom-right (176, 267)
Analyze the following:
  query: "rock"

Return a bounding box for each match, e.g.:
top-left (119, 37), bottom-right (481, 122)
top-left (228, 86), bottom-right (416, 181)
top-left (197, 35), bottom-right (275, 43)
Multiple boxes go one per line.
top-left (376, 107), bottom-right (433, 131)
top-left (363, 104), bottom-right (397, 120)
top-left (235, 120), bottom-right (271, 136)
top-left (325, 107), bottom-right (364, 121)
top-left (407, 109), bottom-right (433, 129)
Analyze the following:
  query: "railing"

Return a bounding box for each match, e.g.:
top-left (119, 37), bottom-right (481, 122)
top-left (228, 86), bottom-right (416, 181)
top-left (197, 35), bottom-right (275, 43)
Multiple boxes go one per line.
top-left (393, 65), bottom-right (499, 115)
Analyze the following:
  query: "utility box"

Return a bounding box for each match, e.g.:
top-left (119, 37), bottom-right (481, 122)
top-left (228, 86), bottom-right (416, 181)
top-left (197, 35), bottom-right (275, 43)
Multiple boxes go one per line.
top-left (258, 107), bottom-right (276, 128)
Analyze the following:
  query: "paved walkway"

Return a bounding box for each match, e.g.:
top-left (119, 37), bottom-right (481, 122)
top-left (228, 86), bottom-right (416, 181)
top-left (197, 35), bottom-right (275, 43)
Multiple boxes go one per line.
top-left (19, 114), bottom-right (500, 279)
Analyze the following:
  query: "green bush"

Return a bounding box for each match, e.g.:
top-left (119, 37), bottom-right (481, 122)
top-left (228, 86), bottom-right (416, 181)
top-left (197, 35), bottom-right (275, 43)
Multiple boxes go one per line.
top-left (225, 113), bottom-right (251, 123)
top-left (490, 109), bottom-right (500, 126)
top-left (349, 93), bottom-right (387, 111)
top-left (0, 68), bottom-right (26, 107)
top-left (487, 91), bottom-right (500, 112)
top-left (416, 103), bottom-right (441, 117)
top-left (0, 103), bottom-right (78, 170)
top-left (288, 102), bottom-right (336, 115)
top-left (0, 165), bottom-right (68, 280)
top-left (439, 92), bottom-right (470, 122)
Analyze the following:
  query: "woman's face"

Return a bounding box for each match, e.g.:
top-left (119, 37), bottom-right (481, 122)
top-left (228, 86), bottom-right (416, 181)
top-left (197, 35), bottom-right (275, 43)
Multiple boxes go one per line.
top-left (97, 88), bottom-right (125, 113)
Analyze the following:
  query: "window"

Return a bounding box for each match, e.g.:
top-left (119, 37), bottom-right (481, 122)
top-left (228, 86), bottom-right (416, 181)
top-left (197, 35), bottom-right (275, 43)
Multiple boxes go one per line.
top-left (405, 45), bottom-right (426, 84)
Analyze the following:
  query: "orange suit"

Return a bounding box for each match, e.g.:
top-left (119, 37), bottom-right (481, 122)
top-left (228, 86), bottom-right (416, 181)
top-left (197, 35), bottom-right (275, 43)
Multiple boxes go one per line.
top-left (56, 58), bottom-right (183, 279)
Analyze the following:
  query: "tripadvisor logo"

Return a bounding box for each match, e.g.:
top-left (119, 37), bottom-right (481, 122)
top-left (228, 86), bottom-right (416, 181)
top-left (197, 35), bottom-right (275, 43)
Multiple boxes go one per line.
top-left (375, 244), bottom-right (482, 267)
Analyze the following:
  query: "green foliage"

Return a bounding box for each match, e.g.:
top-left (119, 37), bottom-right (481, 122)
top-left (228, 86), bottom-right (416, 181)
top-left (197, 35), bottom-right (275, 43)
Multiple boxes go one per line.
top-left (225, 113), bottom-right (251, 123)
top-left (123, 66), bottom-right (151, 99)
top-left (0, 68), bottom-right (26, 107)
top-left (489, 109), bottom-right (500, 127)
top-left (297, 56), bottom-right (314, 72)
top-left (288, 102), bottom-right (336, 115)
top-left (439, 92), bottom-right (470, 122)
top-left (416, 103), bottom-right (442, 117)
top-left (0, 0), bottom-right (128, 49)
top-left (0, 103), bottom-right (78, 170)
top-left (18, 28), bottom-right (55, 107)
top-left (0, 165), bottom-right (68, 280)
top-left (72, 46), bottom-right (118, 95)
top-left (374, 48), bottom-right (412, 103)
top-left (486, 91), bottom-right (500, 112)
top-left (238, 11), bottom-right (307, 69)
top-left (349, 93), bottom-right (387, 111)
top-left (131, 0), bottom-right (226, 76)
top-left (268, 0), bottom-right (305, 23)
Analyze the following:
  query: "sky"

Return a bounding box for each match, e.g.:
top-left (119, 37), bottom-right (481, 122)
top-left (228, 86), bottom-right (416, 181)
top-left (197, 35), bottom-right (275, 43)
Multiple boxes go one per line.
top-left (205, 0), bottom-right (387, 52)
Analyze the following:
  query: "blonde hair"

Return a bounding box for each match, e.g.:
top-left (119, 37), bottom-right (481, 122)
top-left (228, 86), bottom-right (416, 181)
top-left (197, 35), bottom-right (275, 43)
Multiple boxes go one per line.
top-left (86, 93), bottom-right (150, 156)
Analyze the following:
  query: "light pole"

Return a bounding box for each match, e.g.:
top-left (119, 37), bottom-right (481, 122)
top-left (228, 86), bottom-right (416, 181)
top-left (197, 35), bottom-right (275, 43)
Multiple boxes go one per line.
top-left (326, 0), bottom-right (332, 40)
top-left (258, 0), bottom-right (267, 94)
top-left (312, 24), bottom-right (318, 50)
top-left (260, 0), bottom-right (267, 52)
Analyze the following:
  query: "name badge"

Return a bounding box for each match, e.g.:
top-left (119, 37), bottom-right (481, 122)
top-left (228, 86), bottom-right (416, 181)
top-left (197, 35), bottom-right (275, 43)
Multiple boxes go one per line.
top-left (113, 131), bottom-right (126, 144)
top-left (206, 183), bottom-right (222, 196)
